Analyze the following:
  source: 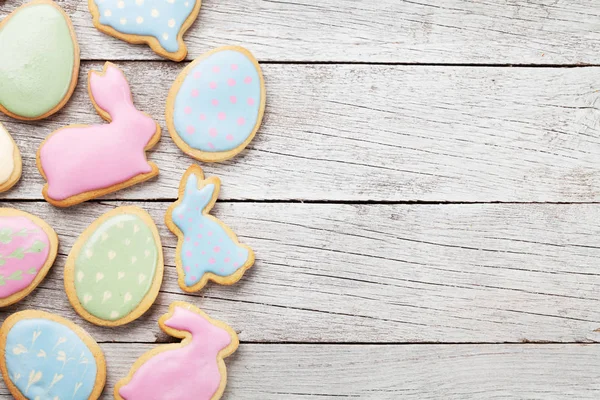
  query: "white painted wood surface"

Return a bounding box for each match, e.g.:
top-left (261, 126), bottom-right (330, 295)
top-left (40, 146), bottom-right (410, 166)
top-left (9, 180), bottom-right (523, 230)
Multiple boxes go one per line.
top-left (2, 0), bottom-right (600, 397)
top-left (4, 62), bottom-right (600, 202)
top-left (0, 201), bottom-right (599, 344)
top-left (4, 0), bottom-right (600, 64)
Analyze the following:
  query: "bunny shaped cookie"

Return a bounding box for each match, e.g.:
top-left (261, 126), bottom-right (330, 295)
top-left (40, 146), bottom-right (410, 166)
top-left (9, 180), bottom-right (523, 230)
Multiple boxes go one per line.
top-left (115, 302), bottom-right (238, 400)
top-left (165, 165), bottom-right (255, 292)
top-left (37, 62), bottom-right (160, 207)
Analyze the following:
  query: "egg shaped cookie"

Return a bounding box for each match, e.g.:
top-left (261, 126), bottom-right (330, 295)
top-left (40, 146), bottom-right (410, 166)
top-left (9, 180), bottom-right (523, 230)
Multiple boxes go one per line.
top-left (166, 46), bottom-right (266, 162)
top-left (65, 206), bottom-right (164, 326)
top-left (0, 0), bottom-right (80, 120)
top-left (0, 310), bottom-right (106, 400)
top-left (0, 208), bottom-right (58, 307)
top-left (0, 123), bottom-right (22, 193)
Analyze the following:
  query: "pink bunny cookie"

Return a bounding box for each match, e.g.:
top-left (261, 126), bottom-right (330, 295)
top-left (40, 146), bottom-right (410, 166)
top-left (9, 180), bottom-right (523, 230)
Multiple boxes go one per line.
top-left (115, 302), bottom-right (239, 400)
top-left (37, 62), bottom-right (161, 207)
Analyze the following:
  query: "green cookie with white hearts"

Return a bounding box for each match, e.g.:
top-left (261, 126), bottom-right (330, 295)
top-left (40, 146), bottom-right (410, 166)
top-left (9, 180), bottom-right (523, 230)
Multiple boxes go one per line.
top-left (64, 206), bottom-right (164, 326)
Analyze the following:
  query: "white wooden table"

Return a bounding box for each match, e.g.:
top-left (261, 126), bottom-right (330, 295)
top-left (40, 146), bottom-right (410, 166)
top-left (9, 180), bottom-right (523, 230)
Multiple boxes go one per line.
top-left (2, 0), bottom-right (600, 398)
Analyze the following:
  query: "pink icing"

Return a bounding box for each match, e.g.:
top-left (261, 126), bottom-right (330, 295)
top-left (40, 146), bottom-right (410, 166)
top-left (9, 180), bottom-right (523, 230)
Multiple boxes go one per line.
top-left (119, 306), bottom-right (233, 400)
top-left (39, 64), bottom-right (157, 201)
top-left (0, 217), bottom-right (50, 298)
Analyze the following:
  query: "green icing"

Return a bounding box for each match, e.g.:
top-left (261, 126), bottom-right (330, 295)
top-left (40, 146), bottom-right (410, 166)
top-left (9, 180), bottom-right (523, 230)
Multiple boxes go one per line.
top-left (74, 214), bottom-right (158, 321)
top-left (0, 4), bottom-right (76, 118)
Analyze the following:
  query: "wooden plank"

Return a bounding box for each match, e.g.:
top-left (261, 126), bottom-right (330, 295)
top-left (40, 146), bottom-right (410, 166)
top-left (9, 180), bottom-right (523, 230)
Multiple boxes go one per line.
top-left (1, 201), bottom-right (600, 343)
top-left (3, 0), bottom-right (600, 64)
top-left (0, 343), bottom-right (597, 398)
top-left (3, 62), bottom-right (600, 202)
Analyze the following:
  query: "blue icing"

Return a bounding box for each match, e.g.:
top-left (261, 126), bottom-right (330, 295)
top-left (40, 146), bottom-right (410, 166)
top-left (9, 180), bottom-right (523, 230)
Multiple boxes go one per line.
top-left (173, 49), bottom-right (262, 152)
top-left (173, 174), bottom-right (250, 286)
top-left (94, 0), bottom-right (196, 53)
top-left (5, 319), bottom-right (97, 400)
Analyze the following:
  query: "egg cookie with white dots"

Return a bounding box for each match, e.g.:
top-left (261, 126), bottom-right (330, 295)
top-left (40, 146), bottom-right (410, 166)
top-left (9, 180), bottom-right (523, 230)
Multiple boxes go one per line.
top-left (88, 0), bottom-right (201, 61)
top-left (64, 206), bottom-right (164, 327)
top-left (166, 46), bottom-right (266, 162)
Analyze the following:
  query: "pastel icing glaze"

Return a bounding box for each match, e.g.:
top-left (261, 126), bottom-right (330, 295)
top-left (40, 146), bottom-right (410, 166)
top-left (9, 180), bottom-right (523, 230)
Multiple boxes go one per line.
top-left (0, 217), bottom-right (50, 299)
top-left (74, 214), bottom-right (159, 321)
top-left (4, 318), bottom-right (98, 400)
top-left (0, 1), bottom-right (77, 119)
top-left (118, 304), bottom-right (237, 400)
top-left (38, 63), bottom-right (159, 204)
top-left (93, 0), bottom-right (197, 53)
top-left (0, 124), bottom-right (15, 185)
top-left (171, 48), bottom-right (264, 153)
top-left (172, 172), bottom-right (251, 288)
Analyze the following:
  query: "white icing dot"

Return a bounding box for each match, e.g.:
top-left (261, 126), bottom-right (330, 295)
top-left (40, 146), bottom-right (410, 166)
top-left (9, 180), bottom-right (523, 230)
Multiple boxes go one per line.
top-left (168, 19), bottom-right (175, 28)
top-left (104, 9), bottom-right (112, 17)
top-left (135, 0), bottom-right (144, 4)
top-left (120, 17), bottom-right (127, 25)
top-left (162, 33), bottom-right (169, 40)
top-left (117, 0), bottom-right (125, 8)
top-left (184, 1), bottom-right (189, 6)
top-left (136, 16), bottom-right (144, 24)
top-left (167, 0), bottom-right (175, 3)
top-left (151, 8), bottom-right (159, 17)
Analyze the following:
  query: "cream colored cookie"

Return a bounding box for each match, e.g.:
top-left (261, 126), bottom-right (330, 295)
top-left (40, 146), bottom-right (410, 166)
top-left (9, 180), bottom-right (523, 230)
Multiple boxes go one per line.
top-left (0, 123), bottom-right (22, 194)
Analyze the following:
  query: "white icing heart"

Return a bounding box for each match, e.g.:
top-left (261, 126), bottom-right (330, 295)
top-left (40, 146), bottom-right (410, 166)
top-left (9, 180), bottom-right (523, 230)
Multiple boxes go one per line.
top-left (85, 249), bottom-right (93, 258)
top-left (118, 271), bottom-right (125, 280)
top-left (77, 271), bottom-right (84, 283)
top-left (83, 294), bottom-right (92, 304)
top-left (110, 311), bottom-right (119, 319)
top-left (138, 273), bottom-right (146, 284)
top-left (96, 272), bottom-right (104, 282)
top-left (108, 250), bottom-right (116, 260)
top-left (124, 292), bottom-right (132, 303)
top-left (102, 291), bottom-right (112, 303)
top-left (131, 256), bottom-right (137, 264)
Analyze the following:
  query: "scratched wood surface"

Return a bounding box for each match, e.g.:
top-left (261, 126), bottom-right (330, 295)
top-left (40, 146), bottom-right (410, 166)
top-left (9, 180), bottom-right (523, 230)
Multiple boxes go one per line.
top-left (2, 0), bottom-right (600, 398)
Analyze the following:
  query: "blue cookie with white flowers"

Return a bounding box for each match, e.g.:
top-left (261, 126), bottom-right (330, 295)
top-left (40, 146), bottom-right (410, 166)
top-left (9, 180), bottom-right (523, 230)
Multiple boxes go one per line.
top-left (88, 0), bottom-right (202, 61)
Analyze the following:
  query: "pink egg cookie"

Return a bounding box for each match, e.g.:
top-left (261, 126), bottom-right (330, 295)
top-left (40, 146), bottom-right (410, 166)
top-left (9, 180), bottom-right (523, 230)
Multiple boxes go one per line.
top-left (37, 62), bottom-right (161, 207)
top-left (0, 208), bottom-right (58, 307)
top-left (115, 302), bottom-right (239, 400)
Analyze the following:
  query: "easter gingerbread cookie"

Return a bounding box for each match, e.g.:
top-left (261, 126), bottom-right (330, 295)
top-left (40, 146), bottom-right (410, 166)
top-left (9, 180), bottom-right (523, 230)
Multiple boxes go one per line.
top-left (115, 301), bottom-right (238, 400)
top-left (166, 46), bottom-right (266, 162)
top-left (0, 0), bottom-right (80, 120)
top-left (0, 310), bottom-right (106, 400)
top-left (89, 0), bottom-right (202, 61)
top-left (165, 165), bottom-right (255, 292)
top-left (0, 123), bottom-right (22, 194)
top-left (65, 206), bottom-right (164, 326)
top-left (0, 208), bottom-right (59, 307)
top-left (37, 62), bottom-right (161, 207)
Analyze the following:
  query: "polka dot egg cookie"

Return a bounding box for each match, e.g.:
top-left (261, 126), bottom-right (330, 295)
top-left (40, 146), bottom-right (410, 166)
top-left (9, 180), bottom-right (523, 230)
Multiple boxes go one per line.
top-left (166, 46), bottom-right (266, 162)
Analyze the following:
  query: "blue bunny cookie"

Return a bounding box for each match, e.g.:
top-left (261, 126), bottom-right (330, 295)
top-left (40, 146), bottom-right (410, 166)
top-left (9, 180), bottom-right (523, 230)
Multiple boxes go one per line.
top-left (88, 0), bottom-right (202, 61)
top-left (165, 165), bottom-right (255, 292)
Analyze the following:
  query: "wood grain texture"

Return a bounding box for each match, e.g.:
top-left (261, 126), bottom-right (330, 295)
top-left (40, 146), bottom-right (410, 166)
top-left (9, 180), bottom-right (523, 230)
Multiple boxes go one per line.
top-left (3, 0), bottom-right (600, 64)
top-left (0, 343), bottom-right (597, 399)
top-left (2, 62), bottom-right (600, 202)
top-left (0, 201), bottom-right (599, 343)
